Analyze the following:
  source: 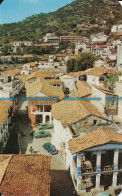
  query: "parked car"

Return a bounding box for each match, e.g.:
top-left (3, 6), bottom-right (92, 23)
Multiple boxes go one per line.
top-left (43, 142), bottom-right (58, 155)
top-left (97, 193), bottom-right (109, 196)
top-left (38, 123), bottom-right (54, 130)
top-left (34, 131), bottom-right (51, 138)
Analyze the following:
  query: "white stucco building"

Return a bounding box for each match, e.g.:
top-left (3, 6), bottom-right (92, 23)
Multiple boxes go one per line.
top-left (10, 41), bottom-right (33, 47)
top-left (25, 78), bottom-right (64, 127)
top-left (0, 101), bottom-right (13, 153)
top-left (0, 79), bottom-right (23, 98)
top-left (23, 62), bottom-right (38, 70)
top-left (60, 74), bottom-right (78, 91)
top-left (51, 100), bottom-right (110, 163)
top-left (115, 76), bottom-right (122, 118)
top-left (91, 84), bottom-right (118, 116)
top-left (111, 24), bottom-right (122, 33)
top-left (91, 33), bottom-right (109, 42)
top-left (117, 45), bottom-right (122, 70)
top-left (67, 129), bottom-right (122, 195)
top-left (20, 69), bottom-right (30, 75)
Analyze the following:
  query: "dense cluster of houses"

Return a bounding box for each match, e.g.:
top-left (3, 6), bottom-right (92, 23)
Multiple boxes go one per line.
top-left (0, 24), bottom-right (122, 71)
top-left (0, 23), bottom-right (122, 195)
top-left (0, 60), bottom-right (122, 194)
top-left (75, 30), bottom-right (122, 70)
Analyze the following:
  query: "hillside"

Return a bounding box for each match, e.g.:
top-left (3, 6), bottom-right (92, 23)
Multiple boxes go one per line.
top-left (0, 0), bottom-right (122, 43)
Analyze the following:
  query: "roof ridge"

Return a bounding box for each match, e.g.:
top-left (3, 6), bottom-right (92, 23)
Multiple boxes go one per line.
top-left (79, 100), bottom-right (91, 115)
top-left (68, 128), bottom-right (122, 154)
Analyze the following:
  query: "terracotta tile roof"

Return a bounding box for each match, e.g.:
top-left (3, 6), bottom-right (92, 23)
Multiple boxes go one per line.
top-left (0, 101), bottom-right (13, 125)
top-left (39, 60), bottom-right (47, 63)
top-left (86, 45), bottom-right (94, 48)
top-left (34, 43), bottom-right (59, 46)
top-left (32, 67), bottom-right (38, 72)
top-left (26, 61), bottom-right (38, 67)
top-left (50, 80), bottom-right (63, 85)
top-left (1, 56), bottom-right (11, 58)
top-left (60, 74), bottom-right (73, 79)
top-left (0, 66), bottom-right (5, 71)
top-left (28, 99), bottom-right (58, 106)
top-left (34, 71), bottom-right (59, 78)
top-left (107, 43), bottom-right (112, 46)
top-left (116, 32), bottom-right (122, 36)
top-left (16, 75), bottom-right (28, 82)
top-left (0, 101), bottom-right (13, 110)
top-left (93, 46), bottom-right (99, 49)
top-left (1, 55), bottom-right (33, 59)
top-left (60, 36), bottom-right (82, 38)
top-left (68, 71), bottom-right (86, 77)
top-left (40, 79), bottom-right (64, 99)
top-left (0, 154), bottom-right (51, 196)
top-left (68, 129), bottom-right (122, 154)
top-left (99, 45), bottom-right (107, 48)
top-left (0, 113), bottom-right (9, 125)
top-left (52, 100), bottom-right (106, 127)
top-left (22, 68), bottom-right (30, 71)
top-left (53, 54), bottom-right (67, 57)
top-left (26, 72), bottom-right (36, 80)
top-left (26, 70), bottom-right (60, 81)
top-left (26, 78), bottom-right (64, 99)
top-left (93, 41), bottom-right (106, 44)
top-left (39, 59), bottom-right (47, 61)
top-left (92, 84), bottom-right (117, 95)
top-left (1, 68), bottom-right (21, 77)
top-left (68, 55), bottom-right (76, 59)
top-left (25, 78), bottom-right (42, 97)
top-left (17, 55), bottom-right (33, 58)
top-left (72, 81), bottom-right (91, 98)
top-left (86, 67), bottom-right (115, 77)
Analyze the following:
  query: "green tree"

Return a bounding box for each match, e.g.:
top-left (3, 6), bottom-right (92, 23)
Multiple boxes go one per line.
top-left (104, 73), bottom-right (119, 90)
top-left (67, 59), bottom-right (75, 73)
top-left (69, 41), bottom-right (75, 50)
top-left (1, 45), bottom-right (11, 55)
top-left (74, 52), bottom-right (97, 71)
top-left (16, 47), bottom-right (23, 55)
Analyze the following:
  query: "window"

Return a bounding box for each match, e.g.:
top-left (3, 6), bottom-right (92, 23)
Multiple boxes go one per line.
top-left (38, 106), bottom-right (42, 111)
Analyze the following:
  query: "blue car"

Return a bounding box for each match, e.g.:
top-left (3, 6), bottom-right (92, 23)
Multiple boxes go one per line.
top-left (97, 193), bottom-right (109, 196)
top-left (34, 131), bottom-right (51, 138)
top-left (43, 142), bottom-right (58, 155)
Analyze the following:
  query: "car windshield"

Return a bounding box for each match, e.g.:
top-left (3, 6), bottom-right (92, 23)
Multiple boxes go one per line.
top-left (39, 131), bottom-right (45, 134)
top-left (50, 145), bottom-right (55, 149)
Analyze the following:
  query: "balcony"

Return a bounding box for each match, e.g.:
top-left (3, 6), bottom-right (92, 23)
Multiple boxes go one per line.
top-left (31, 105), bottom-right (51, 114)
top-left (72, 154), bottom-right (120, 177)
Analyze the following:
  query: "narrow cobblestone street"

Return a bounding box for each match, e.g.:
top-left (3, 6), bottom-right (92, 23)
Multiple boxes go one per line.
top-left (13, 92), bottom-right (77, 196)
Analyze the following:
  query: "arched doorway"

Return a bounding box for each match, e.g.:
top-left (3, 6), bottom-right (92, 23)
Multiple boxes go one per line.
top-left (45, 115), bottom-right (50, 123)
top-left (36, 115), bottom-right (43, 123)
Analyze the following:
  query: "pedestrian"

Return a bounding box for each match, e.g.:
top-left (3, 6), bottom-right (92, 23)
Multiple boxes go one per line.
top-left (29, 146), bottom-right (33, 154)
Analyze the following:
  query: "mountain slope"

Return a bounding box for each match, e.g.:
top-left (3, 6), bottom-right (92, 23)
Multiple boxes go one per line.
top-left (0, 0), bottom-right (121, 42)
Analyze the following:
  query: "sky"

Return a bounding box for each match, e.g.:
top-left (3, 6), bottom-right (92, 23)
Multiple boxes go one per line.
top-left (0, 0), bottom-right (73, 24)
top-left (0, 0), bottom-right (121, 24)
